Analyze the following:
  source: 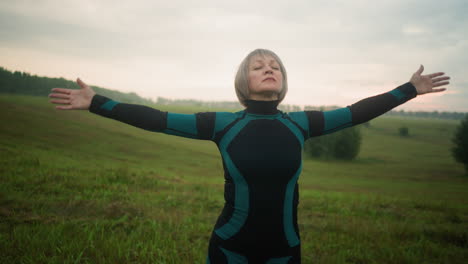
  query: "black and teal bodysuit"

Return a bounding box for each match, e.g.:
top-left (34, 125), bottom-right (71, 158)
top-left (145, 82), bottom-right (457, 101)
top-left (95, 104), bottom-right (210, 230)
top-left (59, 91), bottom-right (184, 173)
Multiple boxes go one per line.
top-left (89, 82), bottom-right (417, 263)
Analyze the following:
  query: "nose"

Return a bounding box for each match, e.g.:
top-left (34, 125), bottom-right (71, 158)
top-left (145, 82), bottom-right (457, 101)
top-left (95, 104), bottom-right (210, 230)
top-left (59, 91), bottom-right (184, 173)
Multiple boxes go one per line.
top-left (265, 66), bottom-right (273, 74)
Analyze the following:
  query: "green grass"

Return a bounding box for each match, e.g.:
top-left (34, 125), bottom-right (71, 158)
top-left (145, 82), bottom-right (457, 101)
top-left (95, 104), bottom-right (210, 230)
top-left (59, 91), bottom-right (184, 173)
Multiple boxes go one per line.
top-left (1, 94), bottom-right (467, 263)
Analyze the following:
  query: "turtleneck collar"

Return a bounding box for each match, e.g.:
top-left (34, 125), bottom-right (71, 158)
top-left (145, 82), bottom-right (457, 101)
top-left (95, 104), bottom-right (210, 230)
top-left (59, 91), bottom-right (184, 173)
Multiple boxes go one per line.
top-left (245, 99), bottom-right (280, 115)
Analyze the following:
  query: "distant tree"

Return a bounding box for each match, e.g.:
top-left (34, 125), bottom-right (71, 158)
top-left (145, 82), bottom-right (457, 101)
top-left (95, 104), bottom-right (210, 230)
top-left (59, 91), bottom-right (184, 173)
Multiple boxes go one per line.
top-left (0, 67), bottom-right (155, 105)
top-left (399, 126), bottom-right (409, 137)
top-left (304, 126), bottom-right (362, 160)
top-left (452, 115), bottom-right (468, 175)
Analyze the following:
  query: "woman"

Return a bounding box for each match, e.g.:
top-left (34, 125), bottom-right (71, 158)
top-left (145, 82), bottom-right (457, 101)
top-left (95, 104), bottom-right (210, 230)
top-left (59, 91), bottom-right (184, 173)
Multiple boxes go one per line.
top-left (49, 49), bottom-right (450, 263)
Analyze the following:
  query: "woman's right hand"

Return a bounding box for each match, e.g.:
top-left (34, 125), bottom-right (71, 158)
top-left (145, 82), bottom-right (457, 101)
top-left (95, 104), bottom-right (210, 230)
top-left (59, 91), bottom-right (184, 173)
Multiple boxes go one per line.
top-left (49, 78), bottom-right (96, 110)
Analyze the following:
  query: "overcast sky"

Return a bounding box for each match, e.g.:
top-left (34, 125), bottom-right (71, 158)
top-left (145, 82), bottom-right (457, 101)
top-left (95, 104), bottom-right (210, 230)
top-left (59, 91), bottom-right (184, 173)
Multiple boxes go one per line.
top-left (1, 0), bottom-right (467, 111)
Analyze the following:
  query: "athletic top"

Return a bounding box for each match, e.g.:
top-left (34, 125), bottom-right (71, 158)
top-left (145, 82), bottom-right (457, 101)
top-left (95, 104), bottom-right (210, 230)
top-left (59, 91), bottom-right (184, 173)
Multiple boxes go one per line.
top-left (89, 82), bottom-right (417, 263)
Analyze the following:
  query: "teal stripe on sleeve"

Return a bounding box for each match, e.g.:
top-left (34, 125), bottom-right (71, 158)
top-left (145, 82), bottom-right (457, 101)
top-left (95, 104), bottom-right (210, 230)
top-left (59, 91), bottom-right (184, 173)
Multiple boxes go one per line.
top-left (165, 113), bottom-right (198, 138)
top-left (100, 100), bottom-right (119, 111)
top-left (389, 89), bottom-right (406, 102)
top-left (323, 107), bottom-right (352, 134)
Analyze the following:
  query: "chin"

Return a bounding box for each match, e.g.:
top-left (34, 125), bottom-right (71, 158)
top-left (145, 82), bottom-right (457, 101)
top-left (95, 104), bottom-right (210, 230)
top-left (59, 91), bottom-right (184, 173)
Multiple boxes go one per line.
top-left (257, 86), bottom-right (282, 94)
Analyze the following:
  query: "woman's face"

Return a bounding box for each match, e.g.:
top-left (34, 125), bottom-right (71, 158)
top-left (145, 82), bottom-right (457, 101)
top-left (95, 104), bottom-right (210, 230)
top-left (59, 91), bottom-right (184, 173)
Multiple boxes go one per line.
top-left (248, 55), bottom-right (283, 99)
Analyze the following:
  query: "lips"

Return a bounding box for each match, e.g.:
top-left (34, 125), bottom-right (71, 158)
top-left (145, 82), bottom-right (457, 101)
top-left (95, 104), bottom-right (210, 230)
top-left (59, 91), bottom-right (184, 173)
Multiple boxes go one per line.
top-left (263, 77), bottom-right (276, 82)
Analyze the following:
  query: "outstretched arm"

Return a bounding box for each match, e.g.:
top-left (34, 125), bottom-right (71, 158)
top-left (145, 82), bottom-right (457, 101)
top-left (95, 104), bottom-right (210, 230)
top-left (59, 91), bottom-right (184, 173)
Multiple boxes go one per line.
top-left (289, 65), bottom-right (450, 138)
top-left (341, 65), bottom-right (450, 127)
top-left (49, 79), bottom-right (216, 140)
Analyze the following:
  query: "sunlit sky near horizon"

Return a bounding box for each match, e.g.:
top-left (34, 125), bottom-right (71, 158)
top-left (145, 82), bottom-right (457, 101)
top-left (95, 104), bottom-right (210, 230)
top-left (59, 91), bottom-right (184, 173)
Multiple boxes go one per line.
top-left (1, 0), bottom-right (467, 111)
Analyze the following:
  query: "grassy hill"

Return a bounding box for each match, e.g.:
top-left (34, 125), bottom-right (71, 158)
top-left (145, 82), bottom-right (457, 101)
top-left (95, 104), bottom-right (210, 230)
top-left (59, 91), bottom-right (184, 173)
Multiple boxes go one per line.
top-left (0, 94), bottom-right (467, 263)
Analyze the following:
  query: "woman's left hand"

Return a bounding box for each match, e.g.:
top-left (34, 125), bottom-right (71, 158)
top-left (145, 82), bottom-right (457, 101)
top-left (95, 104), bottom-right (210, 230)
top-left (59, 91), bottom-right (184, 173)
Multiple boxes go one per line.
top-left (410, 65), bottom-right (450, 95)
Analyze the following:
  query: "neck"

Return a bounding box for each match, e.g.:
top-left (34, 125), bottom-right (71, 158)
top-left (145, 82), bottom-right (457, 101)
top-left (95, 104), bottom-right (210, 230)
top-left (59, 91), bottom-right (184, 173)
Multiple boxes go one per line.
top-left (248, 92), bottom-right (279, 101)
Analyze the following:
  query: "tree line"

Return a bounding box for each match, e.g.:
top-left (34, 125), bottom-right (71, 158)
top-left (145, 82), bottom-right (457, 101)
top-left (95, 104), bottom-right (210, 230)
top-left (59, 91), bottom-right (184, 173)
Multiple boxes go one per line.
top-left (0, 67), bottom-right (154, 105)
top-left (0, 66), bottom-right (465, 120)
top-left (386, 109), bottom-right (465, 120)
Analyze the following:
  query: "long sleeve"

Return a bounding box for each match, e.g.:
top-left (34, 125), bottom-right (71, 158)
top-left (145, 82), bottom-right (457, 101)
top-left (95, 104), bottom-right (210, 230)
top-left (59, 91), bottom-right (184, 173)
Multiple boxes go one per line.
top-left (88, 94), bottom-right (216, 140)
top-left (287, 82), bottom-right (418, 139)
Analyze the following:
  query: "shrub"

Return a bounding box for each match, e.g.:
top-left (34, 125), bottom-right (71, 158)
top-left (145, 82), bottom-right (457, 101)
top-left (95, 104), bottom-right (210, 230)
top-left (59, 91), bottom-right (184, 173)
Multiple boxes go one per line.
top-left (452, 115), bottom-right (468, 175)
top-left (399, 126), bottom-right (409, 137)
top-left (304, 126), bottom-right (362, 160)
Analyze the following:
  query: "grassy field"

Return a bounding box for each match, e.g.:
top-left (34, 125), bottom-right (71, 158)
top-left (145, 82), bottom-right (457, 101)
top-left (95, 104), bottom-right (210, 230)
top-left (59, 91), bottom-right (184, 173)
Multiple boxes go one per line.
top-left (0, 94), bottom-right (467, 263)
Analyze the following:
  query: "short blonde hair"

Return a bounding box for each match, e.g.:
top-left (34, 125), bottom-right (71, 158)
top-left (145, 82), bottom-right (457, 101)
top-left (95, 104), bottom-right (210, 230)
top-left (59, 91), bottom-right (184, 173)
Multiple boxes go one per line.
top-left (235, 49), bottom-right (288, 107)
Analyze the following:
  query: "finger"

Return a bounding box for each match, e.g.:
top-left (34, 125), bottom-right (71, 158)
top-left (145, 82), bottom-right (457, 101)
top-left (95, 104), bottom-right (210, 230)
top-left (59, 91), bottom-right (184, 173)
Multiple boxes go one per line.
top-left (51, 88), bottom-right (72, 94)
top-left (433, 81), bottom-right (450, 87)
top-left (56, 105), bottom-right (74, 110)
top-left (49, 93), bottom-right (70, 99)
top-left (50, 99), bottom-right (71, 104)
top-left (416, 64), bottom-right (424, 75)
top-left (428, 72), bottom-right (445, 78)
top-left (432, 76), bottom-right (450, 83)
top-left (431, 88), bottom-right (446, 93)
top-left (77, 78), bottom-right (88, 89)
